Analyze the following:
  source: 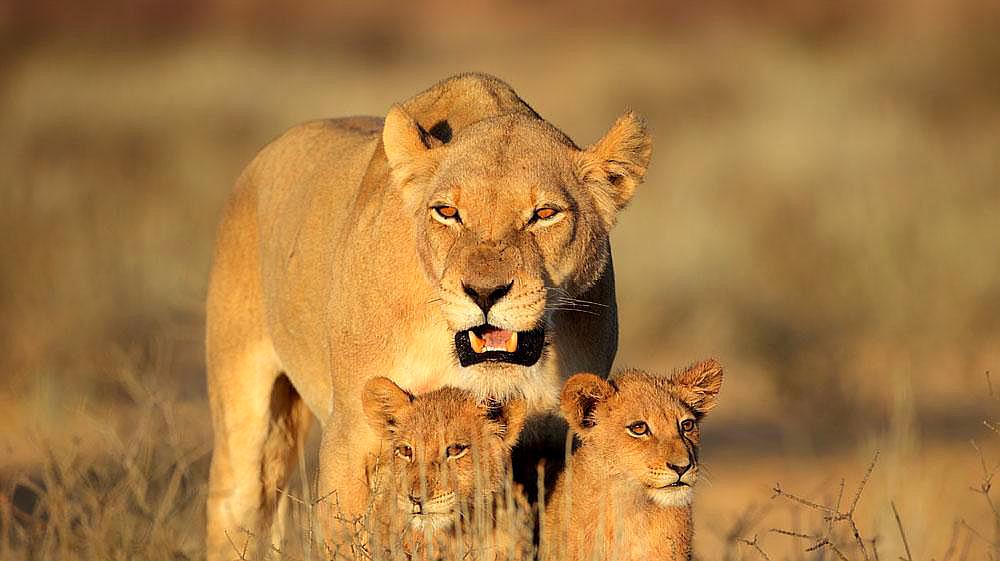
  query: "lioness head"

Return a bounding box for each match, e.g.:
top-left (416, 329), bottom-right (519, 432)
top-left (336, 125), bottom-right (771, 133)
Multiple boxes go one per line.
top-left (362, 377), bottom-right (526, 530)
top-left (561, 359), bottom-right (723, 508)
top-left (382, 103), bottom-right (652, 379)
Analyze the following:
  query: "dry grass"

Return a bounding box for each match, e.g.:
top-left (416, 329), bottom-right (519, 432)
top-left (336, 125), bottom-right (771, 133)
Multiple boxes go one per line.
top-left (0, 368), bottom-right (210, 561)
top-left (2, 369), bottom-right (998, 560)
top-left (2, 7), bottom-right (999, 561)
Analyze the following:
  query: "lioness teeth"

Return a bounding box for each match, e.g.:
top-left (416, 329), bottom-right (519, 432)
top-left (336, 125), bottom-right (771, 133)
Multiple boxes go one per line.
top-left (505, 331), bottom-right (518, 353)
top-left (469, 330), bottom-right (486, 354)
top-left (468, 328), bottom-right (518, 353)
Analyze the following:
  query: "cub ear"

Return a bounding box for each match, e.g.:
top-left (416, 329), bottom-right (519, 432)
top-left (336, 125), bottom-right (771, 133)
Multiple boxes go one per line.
top-left (361, 376), bottom-right (414, 438)
top-left (382, 104), bottom-right (441, 187)
top-left (669, 359), bottom-right (724, 416)
top-left (576, 111), bottom-right (653, 225)
top-left (560, 373), bottom-right (615, 435)
top-left (481, 397), bottom-right (527, 448)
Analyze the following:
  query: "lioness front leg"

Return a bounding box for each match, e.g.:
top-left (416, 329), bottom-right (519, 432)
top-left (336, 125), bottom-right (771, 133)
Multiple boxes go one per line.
top-left (314, 409), bottom-right (381, 553)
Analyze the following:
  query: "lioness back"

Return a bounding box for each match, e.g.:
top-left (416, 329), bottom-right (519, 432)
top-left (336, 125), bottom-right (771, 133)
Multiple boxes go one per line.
top-left (246, 118), bottom-right (392, 412)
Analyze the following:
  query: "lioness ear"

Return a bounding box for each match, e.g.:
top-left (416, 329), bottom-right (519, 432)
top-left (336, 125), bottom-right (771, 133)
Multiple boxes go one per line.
top-left (669, 359), bottom-right (724, 416)
top-left (361, 376), bottom-right (414, 438)
top-left (560, 373), bottom-right (615, 435)
top-left (382, 104), bottom-right (441, 188)
top-left (576, 111), bottom-right (653, 224)
top-left (481, 397), bottom-right (527, 447)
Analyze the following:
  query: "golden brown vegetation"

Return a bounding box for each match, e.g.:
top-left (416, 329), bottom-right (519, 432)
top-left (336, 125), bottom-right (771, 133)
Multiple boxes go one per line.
top-left (2, 3), bottom-right (999, 560)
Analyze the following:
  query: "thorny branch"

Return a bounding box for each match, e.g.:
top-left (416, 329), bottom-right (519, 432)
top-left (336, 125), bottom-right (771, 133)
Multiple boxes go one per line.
top-left (769, 449), bottom-right (880, 561)
top-left (737, 534), bottom-right (772, 561)
top-left (970, 440), bottom-right (1000, 523)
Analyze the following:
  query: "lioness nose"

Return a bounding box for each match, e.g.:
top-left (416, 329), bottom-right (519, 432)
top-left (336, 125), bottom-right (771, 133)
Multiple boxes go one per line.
top-left (667, 461), bottom-right (691, 477)
top-left (462, 281), bottom-right (513, 315)
top-left (408, 493), bottom-right (422, 506)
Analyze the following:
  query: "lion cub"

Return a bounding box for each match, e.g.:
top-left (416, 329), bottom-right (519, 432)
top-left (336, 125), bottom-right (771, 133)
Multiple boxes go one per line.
top-left (542, 359), bottom-right (724, 561)
top-left (361, 377), bottom-right (532, 560)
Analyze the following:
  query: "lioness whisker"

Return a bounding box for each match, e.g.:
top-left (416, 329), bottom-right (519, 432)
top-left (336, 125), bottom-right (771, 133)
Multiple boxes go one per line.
top-left (550, 300), bottom-right (601, 311)
top-left (544, 306), bottom-right (602, 316)
top-left (552, 296), bottom-right (609, 308)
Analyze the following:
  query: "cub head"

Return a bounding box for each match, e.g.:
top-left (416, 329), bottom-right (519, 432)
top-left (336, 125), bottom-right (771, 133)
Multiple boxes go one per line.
top-left (382, 102), bottom-right (652, 387)
top-left (560, 359), bottom-right (723, 508)
top-left (362, 376), bottom-right (526, 530)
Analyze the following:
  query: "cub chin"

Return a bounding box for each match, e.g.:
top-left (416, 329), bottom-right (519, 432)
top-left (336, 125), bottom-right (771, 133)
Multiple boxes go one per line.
top-left (361, 377), bottom-right (532, 560)
top-left (542, 359), bottom-right (724, 561)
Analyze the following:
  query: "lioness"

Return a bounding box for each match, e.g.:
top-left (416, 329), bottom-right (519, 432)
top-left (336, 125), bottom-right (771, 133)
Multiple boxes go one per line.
top-left (361, 377), bottom-right (531, 560)
top-left (205, 73), bottom-right (652, 559)
top-left (542, 360), bottom-right (724, 561)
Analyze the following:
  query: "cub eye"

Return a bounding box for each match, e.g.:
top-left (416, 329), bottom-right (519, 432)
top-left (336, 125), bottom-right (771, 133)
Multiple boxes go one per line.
top-left (626, 421), bottom-right (649, 437)
top-left (533, 207), bottom-right (560, 221)
top-left (446, 443), bottom-right (470, 460)
top-left (680, 419), bottom-right (696, 432)
top-left (395, 444), bottom-right (413, 461)
top-left (432, 205), bottom-right (461, 224)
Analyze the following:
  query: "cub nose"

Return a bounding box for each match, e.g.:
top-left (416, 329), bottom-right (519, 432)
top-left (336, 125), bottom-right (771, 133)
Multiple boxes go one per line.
top-left (462, 281), bottom-right (513, 315)
top-left (666, 461), bottom-right (692, 477)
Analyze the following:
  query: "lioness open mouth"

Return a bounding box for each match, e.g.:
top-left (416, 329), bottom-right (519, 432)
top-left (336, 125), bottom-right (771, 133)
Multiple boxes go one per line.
top-left (454, 325), bottom-right (545, 367)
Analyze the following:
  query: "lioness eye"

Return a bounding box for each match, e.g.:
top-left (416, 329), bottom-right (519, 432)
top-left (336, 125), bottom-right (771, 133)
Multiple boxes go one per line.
top-left (680, 419), bottom-right (696, 432)
top-left (446, 443), bottom-right (469, 459)
top-left (626, 421), bottom-right (649, 437)
top-left (395, 444), bottom-right (413, 461)
top-left (534, 207), bottom-right (559, 221)
top-left (432, 206), bottom-right (461, 222)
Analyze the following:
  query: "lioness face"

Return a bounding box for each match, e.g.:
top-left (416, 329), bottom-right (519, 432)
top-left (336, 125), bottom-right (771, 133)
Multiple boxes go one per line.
top-left (383, 108), bottom-right (652, 375)
top-left (362, 377), bottom-right (526, 530)
top-left (561, 360), bottom-right (723, 508)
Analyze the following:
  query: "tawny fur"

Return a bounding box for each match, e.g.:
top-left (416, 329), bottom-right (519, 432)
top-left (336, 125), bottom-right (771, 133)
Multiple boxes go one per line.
top-left (361, 377), bottom-right (532, 561)
top-left (542, 360), bottom-right (724, 561)
top-left (204, 73), bottom-right (652, 560)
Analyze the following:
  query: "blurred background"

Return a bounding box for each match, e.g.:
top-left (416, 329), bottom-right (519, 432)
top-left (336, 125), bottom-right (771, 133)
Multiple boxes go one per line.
top-left (2, 1), bottom-right (999, 559)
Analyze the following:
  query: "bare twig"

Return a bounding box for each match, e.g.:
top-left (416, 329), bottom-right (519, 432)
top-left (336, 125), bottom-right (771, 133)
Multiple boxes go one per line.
top-left (770, 528), bottom-right (814, 540)
top-left (960, 518), bottom-right (1000, 549)
top-left (849, 518), bottom-right (872, 561)
top-left (225, 529), bottom-right (251, 561)
top-left (837, 449), bottom-right (881, 561)
top-left (717, 500), bottom-right (775, 561)
top-left (970, 441), bottom-right (1000, 527)
top-left (277, 486), bottom-right (309, 507)
top-left (769, 449), bottom-right (881, 561)
top-left (805, 538), bottom-right (852, 561)
top-left (771, 483), bottom-right (836, 514)
top-left (849, 450), bottom-right (881, 515)
top-left (892, 501), bottom-right (914, 561)
top-left (738, 534), bottom-right (773, 561)
top-left (941, 521), bottom-right (962, 561)
top-left (830, 477), bottom-right (846, 537)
